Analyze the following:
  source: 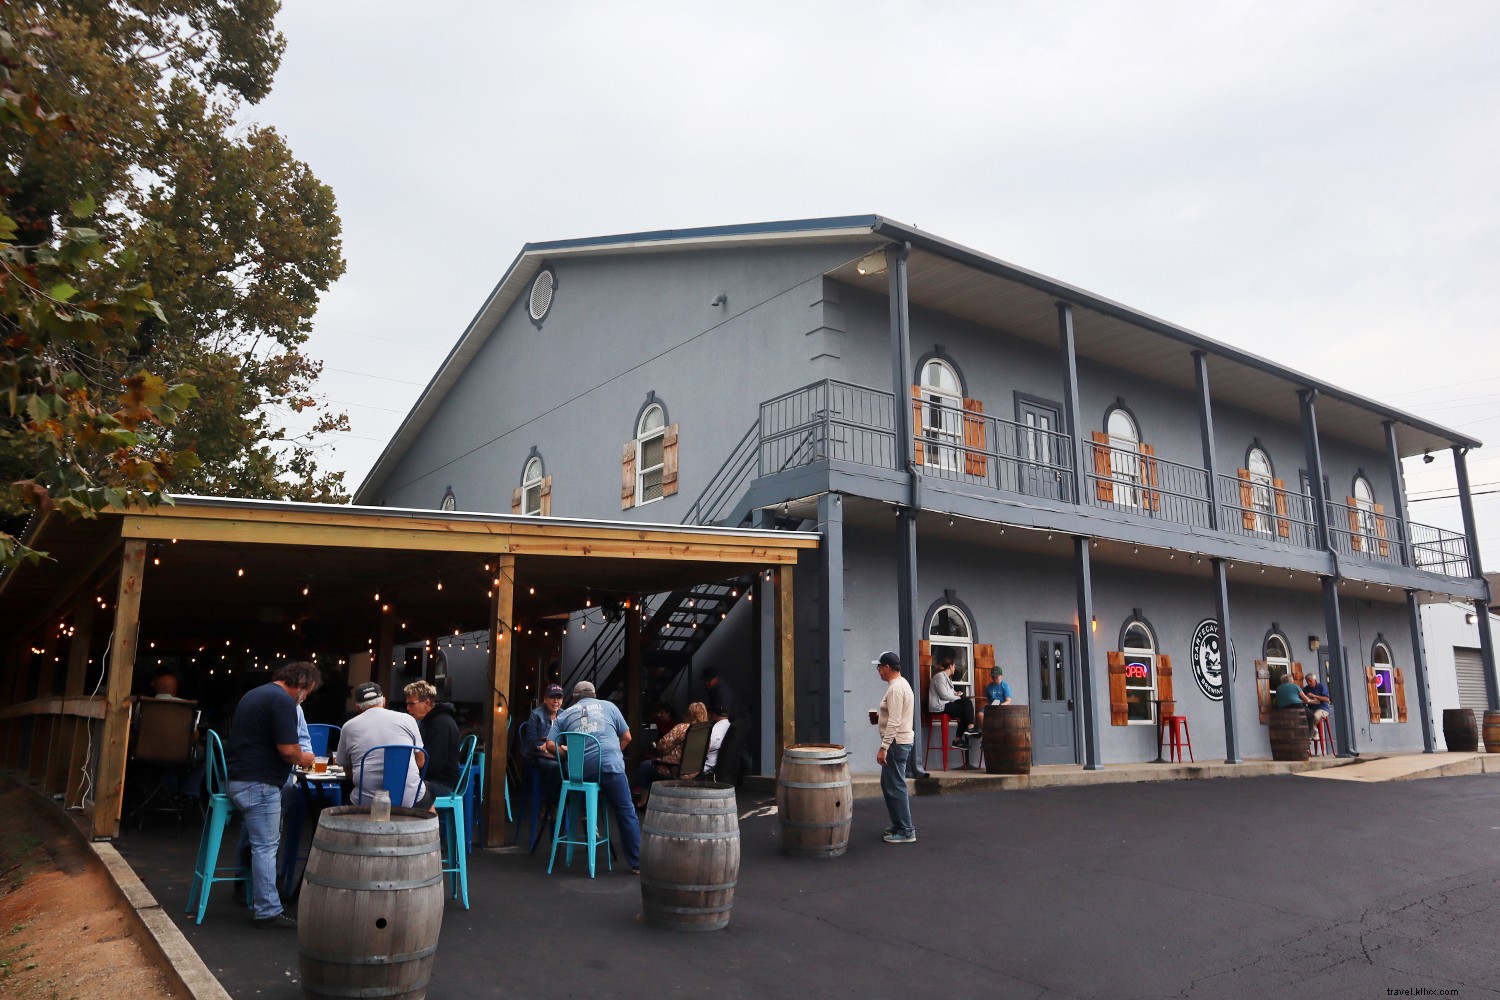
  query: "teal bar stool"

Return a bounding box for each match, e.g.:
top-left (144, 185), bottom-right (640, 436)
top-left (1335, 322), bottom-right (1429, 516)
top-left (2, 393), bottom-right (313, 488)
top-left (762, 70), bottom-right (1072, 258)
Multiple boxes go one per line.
top-left (434, 734), bottom-right (478, 908)
top-left (185, 731), bottom-right (250, 924)
top-left (547, 731), bottom-right (611, 878)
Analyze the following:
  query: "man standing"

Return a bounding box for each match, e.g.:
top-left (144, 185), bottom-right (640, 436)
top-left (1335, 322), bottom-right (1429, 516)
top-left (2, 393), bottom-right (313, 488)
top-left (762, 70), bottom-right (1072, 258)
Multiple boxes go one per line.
top-left (701, 667), bottom-right (747, 722)
top-left (544, 681), bottom-right (641, 874)
top-left (225, 661), bottom-right (318, 929)
top-left (337, 682), bottom-right (425, 807)
top-left (874, 651), bottom-right (916, 844)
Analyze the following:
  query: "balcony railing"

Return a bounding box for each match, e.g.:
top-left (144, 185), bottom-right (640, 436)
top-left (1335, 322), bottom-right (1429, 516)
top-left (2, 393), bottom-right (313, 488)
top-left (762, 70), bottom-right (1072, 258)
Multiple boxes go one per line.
top-left (753, 379), bottom-right (1476, 579)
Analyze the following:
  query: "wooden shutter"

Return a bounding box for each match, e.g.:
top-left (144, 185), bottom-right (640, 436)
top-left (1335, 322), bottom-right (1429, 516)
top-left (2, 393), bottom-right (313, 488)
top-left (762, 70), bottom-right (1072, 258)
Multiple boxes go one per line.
top-left (1347, 498), bottom-right (1363, 551)
top-left (1373, 503), bottom-right (1389, 556)
top-left (1365, 666), bottom-right (1381, 722)
top-left (1107, 650), bottom-right (1128, 726)
top-left (974, 643), bottom-right (996, 711)
top-left (539, 476), bottom-right (552, 516)
top-left (1238, 470), bottom-right (1257, 531)
top-left (1291, 661), bottom-right (1304, 686)
top-left (1255, 660), bottom-right (1270, 724)
top-left (1395, 667), bottom-right (1408, 722)
top-left (911, 386), bottom-right (924, 466)
top-left (1157, 654), bottom-right (1174, 702)
top-left (511, 488), bottom-right (522, 515)
top-left (918, 640), bottom-right (932, 713)
top-left (662, 423), bottom-right (679, 497)
top-left (1272, 478), bottom-right (1291, 538)
top-left (621, 441), bottom-right (636, 510)
top-left (1140, 443), bottom-right (1161, 512)
top-left (1091, 432), bottom-right (1114, 503)
top-left (962, 399), bottom-right (987, 477)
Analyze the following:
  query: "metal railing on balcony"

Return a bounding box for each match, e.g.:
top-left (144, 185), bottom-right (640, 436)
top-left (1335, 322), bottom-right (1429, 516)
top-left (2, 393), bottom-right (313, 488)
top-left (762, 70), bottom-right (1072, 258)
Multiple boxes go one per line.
top-left (914, 409), bottom-right (1075, 503)
top-left (1407, 519), bottom-right (1473, 578)
top-left (758, 380), bottom-right (896, 475)
top-left (1082, 440), bottom-right (1213, 529)
top-left (1214, 474), bottom-right (1319, 549)
top-left (1325, 497), bottom-right (1406, 566)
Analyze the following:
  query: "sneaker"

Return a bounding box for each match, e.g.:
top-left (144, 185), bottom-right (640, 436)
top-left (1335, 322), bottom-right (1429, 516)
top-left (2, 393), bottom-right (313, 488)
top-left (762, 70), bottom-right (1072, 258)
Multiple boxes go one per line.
top-left (629, 866), bottom-right (641, 875)
top-left (882, 826), bottom-right (895, 837)
top-left (950, 737), bottom-right (969, 749)
top-left (882, 832), bottom-right (917, 844)
top-left (251, 912), bottom-right (297, 930)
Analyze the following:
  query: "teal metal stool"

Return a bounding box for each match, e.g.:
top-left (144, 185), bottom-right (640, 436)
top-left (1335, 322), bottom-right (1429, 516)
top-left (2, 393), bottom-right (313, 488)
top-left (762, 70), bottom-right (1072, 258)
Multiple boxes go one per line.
top-left (185, 731), bottom-right (251, 924)
top-left (434, 735), bottom-right (478, 908)
top-left (547, 732), bottom-right (611, 878)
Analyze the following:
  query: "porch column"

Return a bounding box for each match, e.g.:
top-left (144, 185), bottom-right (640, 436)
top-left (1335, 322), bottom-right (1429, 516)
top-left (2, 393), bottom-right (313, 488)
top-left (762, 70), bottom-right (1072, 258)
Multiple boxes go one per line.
top-left (818, 492), bottom-right (846, 748)
top-left (1300, 389), bottom-right (1354, 756)
top-left (1058, 303), bottom-right (1087, 507)
top-left (1405, 590), bottom-right (1437, 752)
top-left (1453, 446), bottom-right (1498, 709)
top-left (93, 538), bottom-right (146, 840)
top-left (886, 242), bottom-right (924, 774)
top-left (1073, 536), bottom-right (1103, 770)
top-left (1382, 422), bottom-right (1413, 567)
top-left (376, 604), bottom-right (397, 695)
top-left (1211, 559), bottom-right (1242, 763)
top-left (1193, 351), bottom-right (1222, 531)
top-left (484, 553), bottom-right (515, 848)
top-left (774, 565), bottom-right (796, 758)
top-left (624, 600), bottom-right (642, 775)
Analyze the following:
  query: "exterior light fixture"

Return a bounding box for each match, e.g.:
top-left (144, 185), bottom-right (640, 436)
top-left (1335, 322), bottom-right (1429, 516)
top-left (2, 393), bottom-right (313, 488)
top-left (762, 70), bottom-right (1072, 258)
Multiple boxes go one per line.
top-left (1308, 636), bottom-right (1321, 652)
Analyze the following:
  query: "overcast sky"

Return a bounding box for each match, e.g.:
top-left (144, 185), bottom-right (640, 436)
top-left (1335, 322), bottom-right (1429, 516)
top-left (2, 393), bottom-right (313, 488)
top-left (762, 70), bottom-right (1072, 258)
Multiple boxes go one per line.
top-left (249, 1), bottom-right (1500, 569)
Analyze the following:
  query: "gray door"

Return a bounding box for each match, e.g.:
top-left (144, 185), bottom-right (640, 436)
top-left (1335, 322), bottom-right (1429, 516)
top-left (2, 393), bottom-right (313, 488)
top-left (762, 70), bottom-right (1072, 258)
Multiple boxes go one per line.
top-left (1030, 628), bottom-right (1077, 765)
top-left (1018, 400), bottom-right (1067, 501)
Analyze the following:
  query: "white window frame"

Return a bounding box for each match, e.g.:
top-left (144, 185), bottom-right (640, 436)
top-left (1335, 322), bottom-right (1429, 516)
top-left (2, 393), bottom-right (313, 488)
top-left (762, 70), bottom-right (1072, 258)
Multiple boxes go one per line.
top-left (1107, 409), bottom-right (1142, 507)
top-left (1265, 633), bottom-right (1290, 687)
top-left (1373, 642), bottom-right (1396, 721)
top-left (1353, 475), bottom-right (1377, 549)
top-left (1248, 447), bottom-right (1274, 535)
top-left (919, 359), bottom-right (963, 474)
top-left (1122, 619), bottom-right (1157, 724)
top-left (521, 457), bottom-right (543, 516)
top-left (635, 404), bottom-right (666, 506)
top-left (928, 604), bottom-right (975, 698)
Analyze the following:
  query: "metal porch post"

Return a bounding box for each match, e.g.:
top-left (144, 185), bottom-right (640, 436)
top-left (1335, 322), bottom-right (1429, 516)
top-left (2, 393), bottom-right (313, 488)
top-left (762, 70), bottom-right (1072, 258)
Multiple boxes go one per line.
top-left (818, 491), bottom-right (846, 748)
top-left (1058, 303), bottom-right (1087, 507)
top-left (1453, 446), bottom-right (1498, 709)
top-left (887, 242), bottom-right (925, 774)
top-left (1195, 351), bottom-right (1240, 762)
top-left (1405, 590), bottom-right (1437, 752)
top-left (1073, 537), bottom-right (1103, 770)
top-left (1300, 389), bottom-right (1355, 757)
top-left (1383, 422), bottom-right (1413, 568)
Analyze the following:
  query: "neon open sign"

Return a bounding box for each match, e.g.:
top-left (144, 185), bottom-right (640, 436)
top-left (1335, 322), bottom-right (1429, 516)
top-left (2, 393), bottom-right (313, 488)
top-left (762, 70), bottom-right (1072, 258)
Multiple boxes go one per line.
top-left (1375, 673), bottom-right (1388, 690)
top-left (1125, 661), bottom-right (1151, 680)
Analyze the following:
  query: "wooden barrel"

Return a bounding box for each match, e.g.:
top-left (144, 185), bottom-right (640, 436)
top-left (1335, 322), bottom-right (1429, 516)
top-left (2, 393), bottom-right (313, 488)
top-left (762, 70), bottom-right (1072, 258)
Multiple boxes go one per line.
top-left (1484, 710), bottom-right (1500, 753)
top-left (982, 705), bottom-right (1032, 775)
top-left (639, 781), bottom-right (740, 932)
top-left (776, 744), bottom-right (853, 858)
top-left (1444, 708), bottom-right (1479, 751)
top-left (298, 806), bottom-right (444, 1000)
top-left (1270, 707), bottom-right (1309, 762)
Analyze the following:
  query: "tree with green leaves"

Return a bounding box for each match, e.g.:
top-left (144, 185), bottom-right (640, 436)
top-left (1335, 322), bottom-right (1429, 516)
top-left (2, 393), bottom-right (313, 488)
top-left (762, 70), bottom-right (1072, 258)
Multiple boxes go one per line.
top-left (1, 0), bottom-right (348, 566)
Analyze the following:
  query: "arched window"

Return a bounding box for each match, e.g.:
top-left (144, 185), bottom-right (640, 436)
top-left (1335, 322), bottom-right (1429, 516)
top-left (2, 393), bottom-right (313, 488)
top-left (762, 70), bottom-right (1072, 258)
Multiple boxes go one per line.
top-left (918, 358), bottom-right (963, 472)
top-left (1106, 407), bottom-right (1142, 506)
top-left (636, 403), bottom-right (666, 504)
top-left (1248, 446), bottom-right (1274, 534)
top-left (520, 457), bottom-right (544, 516)
top-left (440, 487), bottom-right (456, 512)
top-left (928, 604), bottom-right (974, 698)
top-left (1264, 631), bottom-right (1291, 688)
top-left (1371, 640), bottom-right (1396, 721)
top-left (1120, 617), bottom-right (1157, 723)
top-left (1352, 474), bottom-right (1377, 547)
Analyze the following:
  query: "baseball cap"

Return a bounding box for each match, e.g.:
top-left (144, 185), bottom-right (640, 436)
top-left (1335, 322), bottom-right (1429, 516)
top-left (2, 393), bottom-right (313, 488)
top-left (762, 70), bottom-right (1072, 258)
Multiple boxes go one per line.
top-left (873, 651), bottom-right (901, 668)
top-left (990, 667), bottom-right (1003, 677)
top-left (544, 683), bottom-right (564, 697)
top-left (572, 680), bottom-right (596, 699)
top-left (352, 681), bottom-right (383, 706)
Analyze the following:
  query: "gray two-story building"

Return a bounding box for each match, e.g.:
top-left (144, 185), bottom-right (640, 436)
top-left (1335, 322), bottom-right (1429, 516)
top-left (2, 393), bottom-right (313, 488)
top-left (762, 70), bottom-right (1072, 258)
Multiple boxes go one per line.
top-left (357, 215), bottom-right (1497, 775)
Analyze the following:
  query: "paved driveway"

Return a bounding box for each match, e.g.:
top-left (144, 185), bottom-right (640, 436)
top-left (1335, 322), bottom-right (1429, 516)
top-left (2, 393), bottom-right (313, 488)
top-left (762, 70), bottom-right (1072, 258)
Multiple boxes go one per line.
top-left (117, 773), bottom-right (1500, 999)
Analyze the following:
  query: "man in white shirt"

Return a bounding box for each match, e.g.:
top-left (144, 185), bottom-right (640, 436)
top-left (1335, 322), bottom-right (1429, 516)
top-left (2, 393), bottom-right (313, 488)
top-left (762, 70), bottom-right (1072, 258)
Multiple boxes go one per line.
top-left (336, 682), bottom-right (426, 807)
top-left (703, 711), bottom-right (732, 776)
top-left (874, 651), bottom-right (916, 844)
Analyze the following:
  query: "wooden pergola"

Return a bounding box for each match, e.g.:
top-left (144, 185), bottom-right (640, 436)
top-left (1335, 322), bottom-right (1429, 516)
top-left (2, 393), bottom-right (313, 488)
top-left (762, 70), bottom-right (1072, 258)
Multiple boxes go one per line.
top-left (0, 497), bottom-right (817, 844)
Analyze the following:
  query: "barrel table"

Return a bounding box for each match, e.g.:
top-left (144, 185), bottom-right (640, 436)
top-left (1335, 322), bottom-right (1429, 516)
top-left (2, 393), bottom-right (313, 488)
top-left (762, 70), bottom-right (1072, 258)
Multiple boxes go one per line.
top-left (776, 744), bottom-right (853, 858)
top-left (1443, 708), bottom-right (1478, 752)
top-left (982, 705), bottom-right (1032, 775)
top-left (639, 781), bottom-right (740, 932)
top-left (298, 806), bottom-right (444, 1000)
top-left (1484, 710), bottom-right (1500, 753)
top-left (1269, 707), bottom-right (1310, 762)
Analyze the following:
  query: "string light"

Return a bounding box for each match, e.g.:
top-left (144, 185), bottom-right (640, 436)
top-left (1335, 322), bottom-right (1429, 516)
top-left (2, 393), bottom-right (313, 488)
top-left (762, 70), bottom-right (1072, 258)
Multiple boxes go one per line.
top-left (237, 567), bottom-right (244, 577)
top-left (437, 580), bottom-right (443, 591)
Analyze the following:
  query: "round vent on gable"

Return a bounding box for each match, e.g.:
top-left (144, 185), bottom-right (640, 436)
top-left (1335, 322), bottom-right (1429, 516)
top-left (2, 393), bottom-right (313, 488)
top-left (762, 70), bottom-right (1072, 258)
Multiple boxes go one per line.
top-left (528, 269), bottom-right (556, 324)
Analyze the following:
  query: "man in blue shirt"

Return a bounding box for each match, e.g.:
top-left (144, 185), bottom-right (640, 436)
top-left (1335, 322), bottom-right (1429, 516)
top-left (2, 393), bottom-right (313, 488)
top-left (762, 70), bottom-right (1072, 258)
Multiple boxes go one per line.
top-left (1302, 672), bottom-right (1332, 731)
top-left (984, 667), bottom-right (1012, 708)
top-left (225, 662), bottom-right (318, 929)
top-left (545, 680), bottom-right (641, 873)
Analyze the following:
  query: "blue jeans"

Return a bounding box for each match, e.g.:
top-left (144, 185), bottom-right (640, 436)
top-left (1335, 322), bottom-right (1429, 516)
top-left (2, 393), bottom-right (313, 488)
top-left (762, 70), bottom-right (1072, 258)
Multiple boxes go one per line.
top-left (881, 743), bottom-right (914, 837)
top-left (599, 771), bottom-right (641, 868)
top-left (228, 780), bottom-right (284, 919)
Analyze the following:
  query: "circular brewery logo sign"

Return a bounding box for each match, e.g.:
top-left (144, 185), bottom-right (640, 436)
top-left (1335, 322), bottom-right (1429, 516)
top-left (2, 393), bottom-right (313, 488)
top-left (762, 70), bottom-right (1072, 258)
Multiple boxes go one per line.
top-left (1190, 618), bottom-right (1236, 701)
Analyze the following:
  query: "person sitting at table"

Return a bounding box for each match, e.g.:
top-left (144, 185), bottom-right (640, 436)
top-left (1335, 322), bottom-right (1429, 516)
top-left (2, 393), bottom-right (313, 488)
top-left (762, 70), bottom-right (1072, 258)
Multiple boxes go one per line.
top-left (521, 683), bottom-right (565, 801)
top-left (404, 680), bottom-right (460, 802)
top-left (1273, 671), bottom-right (1315, 729)
top-left (702, 708), bottom-right (731, 778)
top-left (337, 682), bottom-right (426, 808)
top-left (928, 655), bottom-right (980, 748)
top-left (1302, 672), bottom-right (1332, 731)
top-left (636, 701), bottom-right (708, 805)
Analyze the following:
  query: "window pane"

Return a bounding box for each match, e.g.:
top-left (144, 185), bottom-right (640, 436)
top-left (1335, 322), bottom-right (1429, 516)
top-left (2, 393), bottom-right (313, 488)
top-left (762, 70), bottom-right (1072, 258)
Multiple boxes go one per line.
top-left (639, 405), bottom-right (664, 437)
top-left (524, 484), bottom-right (541, 515)
top-left (1052, 643), bottom-right (1066, 700)
top-left (641, 469), bottom-right (663, 502)
top-left (1038, 640), bottom-right (1051, 700)
top-left (641, 435), bottom-right (664, 469)
top-left (1123, 623), bottom-right (1152, 650)
top-left (930, 606), bottom-right (971, 638)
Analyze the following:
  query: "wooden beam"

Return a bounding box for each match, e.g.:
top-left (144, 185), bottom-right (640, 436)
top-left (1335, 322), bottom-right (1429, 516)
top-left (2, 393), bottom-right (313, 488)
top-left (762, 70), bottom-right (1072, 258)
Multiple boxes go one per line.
top-left (484, 554), bottom-right (515, 848)
top-left (64, 596), bottom-right (94, 697)
top-left (775, 565), bottom-right (795, 761)
top-left (624, 601), bottom-right (642, 776)
top-left (92, 539), bottom-right (146, 840)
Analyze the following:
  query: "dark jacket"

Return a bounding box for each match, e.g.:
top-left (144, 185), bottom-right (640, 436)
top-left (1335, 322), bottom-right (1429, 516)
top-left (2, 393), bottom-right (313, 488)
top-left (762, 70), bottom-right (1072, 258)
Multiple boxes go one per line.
top-left (418, 702), bottom-right (462, 792)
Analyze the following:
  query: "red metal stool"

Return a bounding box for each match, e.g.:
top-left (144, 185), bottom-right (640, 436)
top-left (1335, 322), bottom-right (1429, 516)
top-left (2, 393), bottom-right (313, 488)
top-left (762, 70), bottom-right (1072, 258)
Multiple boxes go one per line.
top-left (1162, 714), bottom-right (1194, 763)
top-left (925, 712), bottom-right (953, 771)
top-left (1310, 716), bottom-right (1333, 756)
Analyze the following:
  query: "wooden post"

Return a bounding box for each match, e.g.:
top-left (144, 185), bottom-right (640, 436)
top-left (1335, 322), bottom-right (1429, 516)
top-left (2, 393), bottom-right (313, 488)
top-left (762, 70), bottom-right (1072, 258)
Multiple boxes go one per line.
top-left (484, 554), bottom-right (515, 848)
top-left (774, 565), bottom-right (795, 761)
top-left (624, 601), bottom-right (642, 775)
top-left (65, 597), bottom-right (94, 697)
top-left (92, 539), bottom-right (146, 840)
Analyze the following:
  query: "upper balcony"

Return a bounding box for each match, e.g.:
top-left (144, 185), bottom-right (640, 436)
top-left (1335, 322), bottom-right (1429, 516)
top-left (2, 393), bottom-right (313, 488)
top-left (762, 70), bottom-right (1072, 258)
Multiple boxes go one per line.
top-left (754, 379), bottom-right (1475, 582)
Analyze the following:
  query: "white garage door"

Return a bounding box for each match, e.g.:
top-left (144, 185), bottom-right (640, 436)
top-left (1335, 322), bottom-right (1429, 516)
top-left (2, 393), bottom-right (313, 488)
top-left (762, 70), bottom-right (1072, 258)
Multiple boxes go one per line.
top-left (1454, 647), bottom-right (1488, 713)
